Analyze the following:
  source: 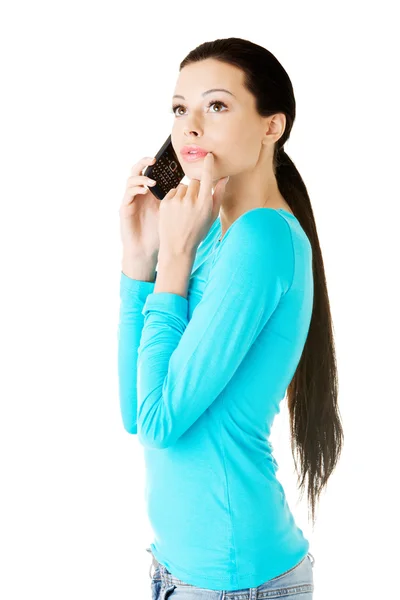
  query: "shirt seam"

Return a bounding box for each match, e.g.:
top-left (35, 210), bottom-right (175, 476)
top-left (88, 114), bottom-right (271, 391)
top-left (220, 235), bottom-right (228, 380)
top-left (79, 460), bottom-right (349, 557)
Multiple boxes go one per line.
top-left (217, 401), bottom-right (237, 578)
top-left (276, 212), bottom-right (296, 295)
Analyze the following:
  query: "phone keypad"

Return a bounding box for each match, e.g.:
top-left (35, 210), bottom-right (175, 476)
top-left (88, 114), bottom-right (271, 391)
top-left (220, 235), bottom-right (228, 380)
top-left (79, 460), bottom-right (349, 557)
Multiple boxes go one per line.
top-left (151, 150), bottom-right (185, 196)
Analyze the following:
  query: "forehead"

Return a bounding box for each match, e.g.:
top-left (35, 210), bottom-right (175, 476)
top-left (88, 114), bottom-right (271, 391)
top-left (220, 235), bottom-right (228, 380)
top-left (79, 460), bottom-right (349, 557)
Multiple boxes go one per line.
top-left (173, 59), bottom-right (245, 97)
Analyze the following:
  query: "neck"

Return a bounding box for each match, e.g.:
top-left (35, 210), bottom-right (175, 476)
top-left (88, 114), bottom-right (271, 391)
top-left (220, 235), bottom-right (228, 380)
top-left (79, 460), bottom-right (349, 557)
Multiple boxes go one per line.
top-left (217, 178), bottom-right (284, 239)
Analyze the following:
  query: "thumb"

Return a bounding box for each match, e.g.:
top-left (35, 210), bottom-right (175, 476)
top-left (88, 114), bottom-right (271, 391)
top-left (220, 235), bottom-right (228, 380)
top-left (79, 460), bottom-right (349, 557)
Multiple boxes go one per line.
top-left (211, 176), bottom-right (229, 220)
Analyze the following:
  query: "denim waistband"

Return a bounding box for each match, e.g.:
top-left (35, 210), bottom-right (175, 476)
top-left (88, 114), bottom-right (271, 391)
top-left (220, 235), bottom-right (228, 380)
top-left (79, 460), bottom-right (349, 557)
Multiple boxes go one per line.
top-left (146, 546), bottom-right (315, 585)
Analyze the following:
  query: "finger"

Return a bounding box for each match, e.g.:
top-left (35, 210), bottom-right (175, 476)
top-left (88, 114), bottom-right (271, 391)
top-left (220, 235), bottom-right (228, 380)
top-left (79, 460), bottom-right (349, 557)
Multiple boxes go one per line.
top-left (187, 177), bottom-right (201, 197)
top-left (173, 183), bottom-right (188, 198)
top-left (163, 187), bottom-right (177, 200)
top-left (130, 157), bottom-right (156, 177)
top-left (121, 185), bottom-right (148, 206)
top-left (199, 152), bottom-right (214, 199)
top-left (127, 175), bottom-right (156, 187)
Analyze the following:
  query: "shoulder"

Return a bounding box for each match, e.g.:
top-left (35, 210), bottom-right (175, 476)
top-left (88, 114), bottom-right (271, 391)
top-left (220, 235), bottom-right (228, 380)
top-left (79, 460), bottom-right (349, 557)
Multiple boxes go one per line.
top-left (221, 208), bottom-right (294, 256)
top-left (215, 208), bottom-right (295, 294)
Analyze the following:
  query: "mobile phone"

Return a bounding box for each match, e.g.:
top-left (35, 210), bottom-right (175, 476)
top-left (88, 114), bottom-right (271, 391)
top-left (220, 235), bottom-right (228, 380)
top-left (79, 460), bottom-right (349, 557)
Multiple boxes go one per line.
top-left (143, 135), bottom-right (186, 200)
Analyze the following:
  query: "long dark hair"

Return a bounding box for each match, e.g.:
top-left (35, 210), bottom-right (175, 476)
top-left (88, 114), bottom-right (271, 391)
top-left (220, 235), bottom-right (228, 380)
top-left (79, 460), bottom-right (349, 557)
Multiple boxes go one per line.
top-left (179, 37), bottom-right (344, 528)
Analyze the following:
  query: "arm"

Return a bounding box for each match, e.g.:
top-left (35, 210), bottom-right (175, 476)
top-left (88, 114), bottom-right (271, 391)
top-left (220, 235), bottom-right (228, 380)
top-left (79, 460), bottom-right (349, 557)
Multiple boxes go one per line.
top-left (136, 210), bottom-right (295, 449)
top-left (117, 255), bottom-right (157, 434)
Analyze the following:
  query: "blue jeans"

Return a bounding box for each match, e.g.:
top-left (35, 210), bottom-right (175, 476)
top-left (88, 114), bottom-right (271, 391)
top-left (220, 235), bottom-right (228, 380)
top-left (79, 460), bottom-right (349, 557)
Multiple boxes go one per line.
top-left (146, 547), bottom-right (315, 599)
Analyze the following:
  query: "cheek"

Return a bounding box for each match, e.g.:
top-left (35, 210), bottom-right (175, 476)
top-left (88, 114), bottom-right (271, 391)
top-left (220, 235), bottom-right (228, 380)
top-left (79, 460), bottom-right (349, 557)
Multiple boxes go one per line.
top-left (215, 146), bottom-right (250, 173)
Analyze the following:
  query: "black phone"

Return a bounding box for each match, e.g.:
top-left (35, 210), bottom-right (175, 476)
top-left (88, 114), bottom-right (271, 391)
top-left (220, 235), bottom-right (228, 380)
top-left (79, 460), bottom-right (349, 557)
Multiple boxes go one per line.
top-left (143, 135), bottom-right (186, 200)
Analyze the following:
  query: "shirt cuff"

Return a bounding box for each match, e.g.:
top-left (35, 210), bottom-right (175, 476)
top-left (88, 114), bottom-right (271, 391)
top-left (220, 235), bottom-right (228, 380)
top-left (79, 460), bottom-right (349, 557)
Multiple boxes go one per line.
top-left (142, 292), bottom-right (189, 322)
top-left (120, 270), bottom-right (156, 302)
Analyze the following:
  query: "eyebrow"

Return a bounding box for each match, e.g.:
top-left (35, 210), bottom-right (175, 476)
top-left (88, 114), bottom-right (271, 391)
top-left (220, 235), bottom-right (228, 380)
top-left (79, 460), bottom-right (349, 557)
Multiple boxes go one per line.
top-left (172, 88), bottom-right (236, 100)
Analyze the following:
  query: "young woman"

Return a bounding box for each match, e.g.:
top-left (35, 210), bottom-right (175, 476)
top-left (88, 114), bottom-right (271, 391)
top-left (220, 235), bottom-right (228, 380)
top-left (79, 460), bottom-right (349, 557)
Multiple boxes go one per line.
top-left (118, 36), bottom-right (343, 599)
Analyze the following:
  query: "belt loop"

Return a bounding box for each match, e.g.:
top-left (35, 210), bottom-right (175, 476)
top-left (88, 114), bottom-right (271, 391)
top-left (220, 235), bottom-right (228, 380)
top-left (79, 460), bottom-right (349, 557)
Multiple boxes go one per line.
top-left (308, 552), bottom-right (315, 567)
top-left (164, 562), bottom-right (171, 587)
top-left (146, 547), bottom-right (154, 580)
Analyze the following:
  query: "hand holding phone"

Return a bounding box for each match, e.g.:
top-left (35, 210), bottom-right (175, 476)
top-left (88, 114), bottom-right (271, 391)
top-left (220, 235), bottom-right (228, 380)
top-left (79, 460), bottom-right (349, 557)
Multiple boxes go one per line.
top-left (119, 156), bottom-right (161, 258)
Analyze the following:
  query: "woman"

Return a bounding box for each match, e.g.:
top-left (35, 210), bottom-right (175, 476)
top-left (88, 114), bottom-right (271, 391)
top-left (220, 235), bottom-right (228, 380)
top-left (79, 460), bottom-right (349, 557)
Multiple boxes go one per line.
top-left (118, 36), bottom-right (343, 599)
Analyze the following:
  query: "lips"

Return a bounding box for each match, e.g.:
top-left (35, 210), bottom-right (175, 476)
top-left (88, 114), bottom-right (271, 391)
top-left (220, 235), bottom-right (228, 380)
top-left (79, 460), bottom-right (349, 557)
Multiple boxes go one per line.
top-left (180, 145), bottom-right (209, 156)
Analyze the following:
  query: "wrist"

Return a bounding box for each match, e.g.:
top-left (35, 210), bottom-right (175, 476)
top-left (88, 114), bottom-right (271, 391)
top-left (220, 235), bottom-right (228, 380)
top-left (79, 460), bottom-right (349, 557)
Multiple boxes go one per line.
top-left (121, 254), bottom-right (157, 283)
top-left (154, 252), bottom-right (194, 297)
top-left (122, 244), bottom-right (158, 261)
top-left (157, 249), bottom-right (195, 266)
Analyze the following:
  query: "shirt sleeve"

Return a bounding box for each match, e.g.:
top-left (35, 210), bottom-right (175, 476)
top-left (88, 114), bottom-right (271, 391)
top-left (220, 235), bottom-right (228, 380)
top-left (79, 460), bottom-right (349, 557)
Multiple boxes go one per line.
top-left (117, 272), bottom-right (156, 434)
top-left (137, 209), bottom-right (295, 449)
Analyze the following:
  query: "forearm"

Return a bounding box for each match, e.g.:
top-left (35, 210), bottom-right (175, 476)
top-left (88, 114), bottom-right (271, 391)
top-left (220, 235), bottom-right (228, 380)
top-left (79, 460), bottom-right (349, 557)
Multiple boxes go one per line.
top-left (118, 253), bottom-right (158, 433)
top-left (154, 251), bottom-right (195, 298)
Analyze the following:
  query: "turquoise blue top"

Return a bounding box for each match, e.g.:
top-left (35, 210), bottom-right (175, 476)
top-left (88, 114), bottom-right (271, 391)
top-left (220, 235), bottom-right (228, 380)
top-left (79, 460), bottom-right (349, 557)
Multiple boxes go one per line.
top-left (118, 207), bottom-right (314, 591)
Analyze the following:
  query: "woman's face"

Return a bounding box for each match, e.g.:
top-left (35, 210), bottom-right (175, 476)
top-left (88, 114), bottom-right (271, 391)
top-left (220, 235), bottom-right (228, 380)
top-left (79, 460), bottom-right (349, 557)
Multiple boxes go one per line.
top-left (170, 59), bottom-right (266, 183)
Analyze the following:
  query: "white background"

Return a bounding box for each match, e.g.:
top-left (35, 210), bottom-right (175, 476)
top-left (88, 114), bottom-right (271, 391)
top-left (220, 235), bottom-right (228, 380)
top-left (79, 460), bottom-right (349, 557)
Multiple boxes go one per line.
top-left (1, 1), bottom-right (399, 598)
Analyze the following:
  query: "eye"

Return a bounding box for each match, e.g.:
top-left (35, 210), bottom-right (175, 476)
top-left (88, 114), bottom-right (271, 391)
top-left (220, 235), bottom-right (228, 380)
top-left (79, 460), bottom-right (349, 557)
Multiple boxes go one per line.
top-left (170, 99), bottom-right (228, 117)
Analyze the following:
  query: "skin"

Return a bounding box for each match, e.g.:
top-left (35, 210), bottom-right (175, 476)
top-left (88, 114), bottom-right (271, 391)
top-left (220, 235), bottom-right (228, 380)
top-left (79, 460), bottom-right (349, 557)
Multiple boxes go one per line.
top-left (170, 58), bottom-right (293, 242)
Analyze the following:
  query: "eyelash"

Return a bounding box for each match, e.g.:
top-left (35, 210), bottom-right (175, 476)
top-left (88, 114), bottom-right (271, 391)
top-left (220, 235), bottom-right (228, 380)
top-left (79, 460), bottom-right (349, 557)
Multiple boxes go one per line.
top-left (170, 99), bottom-right (228, 117)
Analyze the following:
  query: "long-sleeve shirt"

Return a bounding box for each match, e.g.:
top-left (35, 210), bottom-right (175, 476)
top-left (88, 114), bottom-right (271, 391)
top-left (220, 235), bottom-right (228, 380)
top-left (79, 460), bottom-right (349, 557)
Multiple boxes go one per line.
top-left (117, 207), bottom-right (314, 591)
